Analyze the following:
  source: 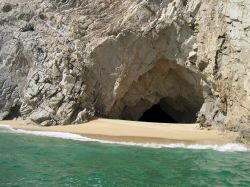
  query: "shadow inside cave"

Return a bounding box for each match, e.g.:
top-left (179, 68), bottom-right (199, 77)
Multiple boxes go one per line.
top-left (139, 104), bottom-right (177, 123)
top-left (109, 59), bottom-right (205, 124)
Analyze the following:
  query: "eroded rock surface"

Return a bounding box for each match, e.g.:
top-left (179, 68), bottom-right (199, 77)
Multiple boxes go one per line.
top-left (0, 0), bottom-right (249, 131)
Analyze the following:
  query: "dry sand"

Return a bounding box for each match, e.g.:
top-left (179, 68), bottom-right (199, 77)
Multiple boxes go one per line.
top-left (0, 118), bottom-right (239, 145)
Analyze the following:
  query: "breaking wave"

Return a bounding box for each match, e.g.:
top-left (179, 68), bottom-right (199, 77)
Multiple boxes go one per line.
top-left (0, 124), bottom-right (247, 152)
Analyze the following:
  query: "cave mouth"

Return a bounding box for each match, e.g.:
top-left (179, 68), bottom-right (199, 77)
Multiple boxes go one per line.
top-left (109, 59), bottom-right (205, 124)
top-left (3, 104), bottom-right (21, 120)
top-left (139, 104), bottom-right (177, 123)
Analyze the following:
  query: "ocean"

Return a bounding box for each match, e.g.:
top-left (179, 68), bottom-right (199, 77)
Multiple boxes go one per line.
top-left (0, 125), bottom-right (249, 187)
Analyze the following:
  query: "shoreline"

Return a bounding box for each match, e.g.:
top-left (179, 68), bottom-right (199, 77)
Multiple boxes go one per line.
top-left (0, 118), bottom-right (240, 146)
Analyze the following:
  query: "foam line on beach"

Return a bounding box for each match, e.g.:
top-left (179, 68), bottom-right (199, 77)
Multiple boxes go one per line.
top-left (0, 124), bottom-right (247, 152)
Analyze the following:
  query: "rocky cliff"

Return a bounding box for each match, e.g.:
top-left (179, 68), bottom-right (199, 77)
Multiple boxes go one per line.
top-left (0, 0), bottom-right (249, 131)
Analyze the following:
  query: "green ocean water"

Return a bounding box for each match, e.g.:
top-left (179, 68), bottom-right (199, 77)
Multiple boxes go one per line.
top-left (0, 130), bottom-right (250, 187)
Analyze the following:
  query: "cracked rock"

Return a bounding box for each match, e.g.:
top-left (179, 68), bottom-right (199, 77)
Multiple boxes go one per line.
top-left (0, 0), bottom-right (249, 135)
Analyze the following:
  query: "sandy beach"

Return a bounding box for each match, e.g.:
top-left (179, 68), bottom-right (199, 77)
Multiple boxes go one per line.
top-left (0, 118), bottom-right (239, 145)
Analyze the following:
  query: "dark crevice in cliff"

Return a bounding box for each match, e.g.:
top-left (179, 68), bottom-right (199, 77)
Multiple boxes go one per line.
top-left (139, 104), bottom-right (177, 123)
top-left (114, 59), bottom-right (204, 124)
top-left (3, 104), bottom-right (21, 120)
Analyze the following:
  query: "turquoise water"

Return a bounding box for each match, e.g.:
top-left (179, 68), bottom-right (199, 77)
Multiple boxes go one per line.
top-left (0, 129), bottom-right (250, 186)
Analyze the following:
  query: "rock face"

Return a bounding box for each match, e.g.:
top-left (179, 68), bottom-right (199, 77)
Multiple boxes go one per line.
top-left (0, 0), bottom-right (249, 130)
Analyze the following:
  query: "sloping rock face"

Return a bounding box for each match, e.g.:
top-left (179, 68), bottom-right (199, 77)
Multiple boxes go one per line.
top-left (0, 0), bottom-right (249, 129)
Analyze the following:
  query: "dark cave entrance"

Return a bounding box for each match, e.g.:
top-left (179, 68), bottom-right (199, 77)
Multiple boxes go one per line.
top-left (109, 59), bottom-right (205, 124)
top-left (139, 104), bottom-right (177, 123)
top-left (3, 104), bottom-right (21, 120)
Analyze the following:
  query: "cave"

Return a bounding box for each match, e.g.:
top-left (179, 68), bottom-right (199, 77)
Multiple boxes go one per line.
top-left (109, 59), bottom-right (205, 124)
top-left (139, 104), bottom-right (177, 123)
top-left (3, 104), bottom-right (21, 120)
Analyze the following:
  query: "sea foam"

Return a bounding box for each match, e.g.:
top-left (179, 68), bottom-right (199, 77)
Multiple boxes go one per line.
top-left (0, 124), bottom-right (248, 152)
